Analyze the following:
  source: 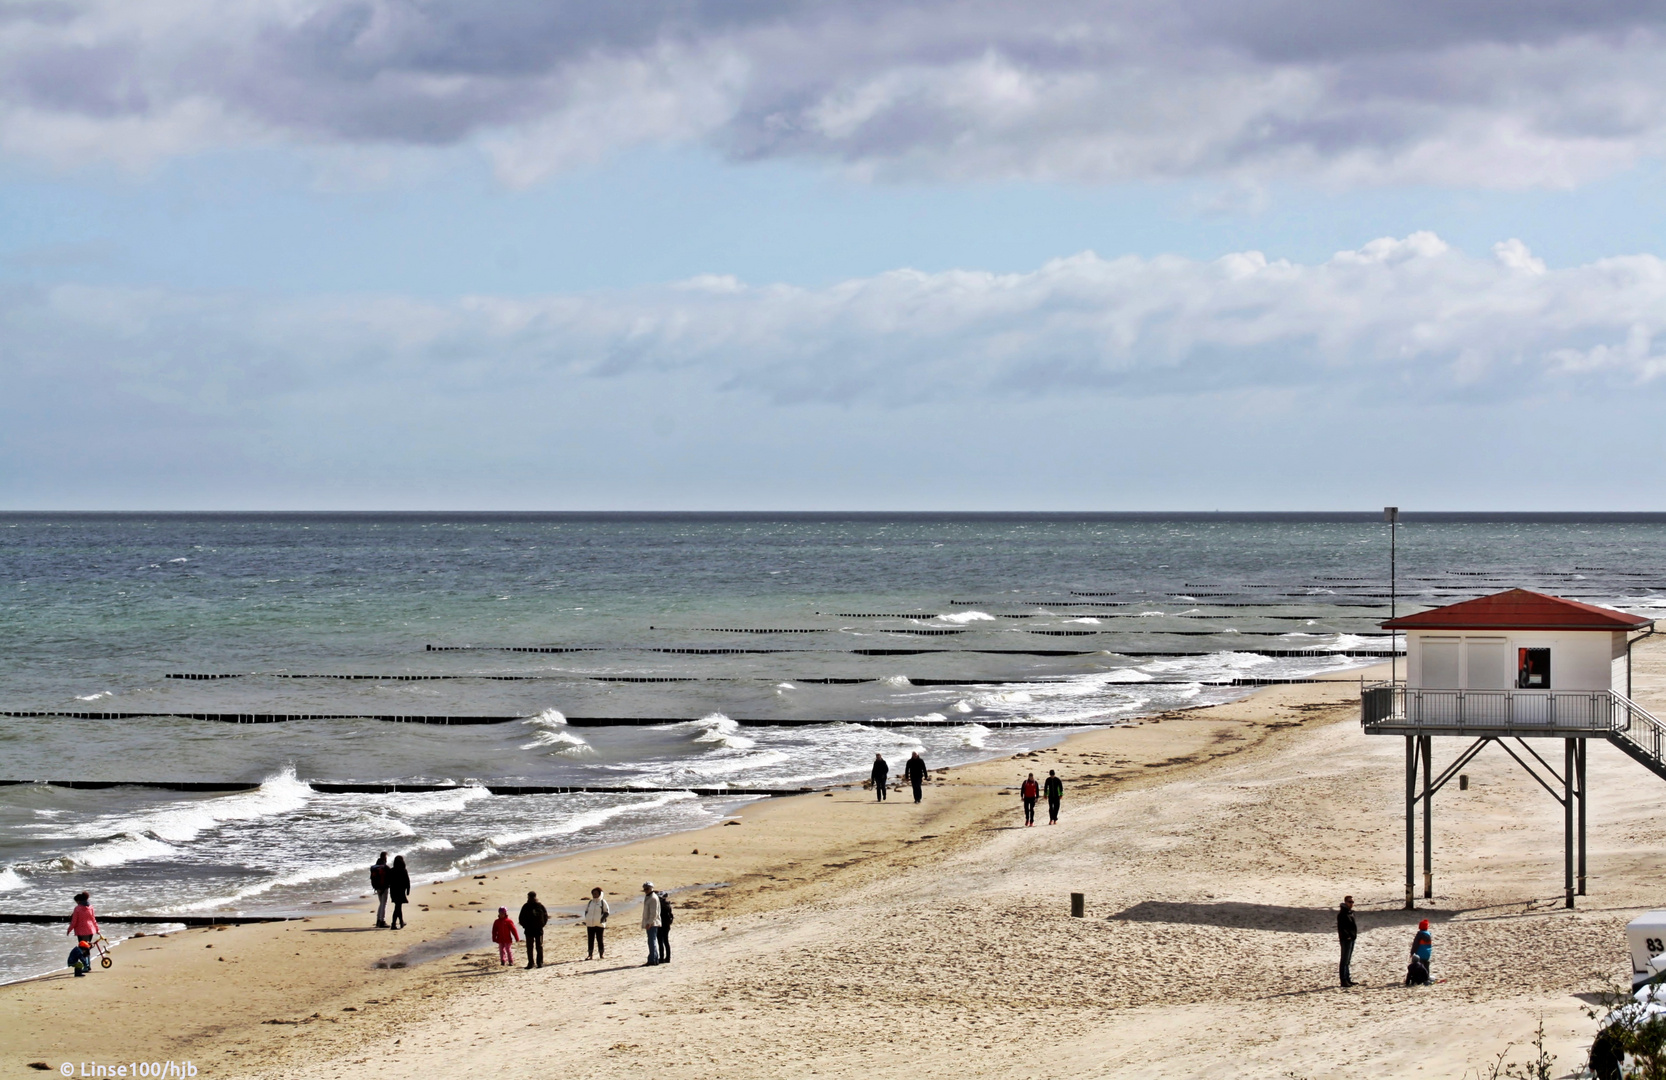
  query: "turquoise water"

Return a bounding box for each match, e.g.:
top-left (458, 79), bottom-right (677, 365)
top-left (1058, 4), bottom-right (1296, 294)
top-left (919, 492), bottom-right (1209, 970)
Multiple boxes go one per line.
top-left (1, 512), bottom-right (1661, 982)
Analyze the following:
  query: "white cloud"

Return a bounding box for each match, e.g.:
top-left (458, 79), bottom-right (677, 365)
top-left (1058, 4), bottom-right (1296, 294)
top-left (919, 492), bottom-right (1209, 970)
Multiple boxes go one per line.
top-left (4, 1), bottom-right (1666, 186)
top-left (9, 235), bottom-right (1666, 414)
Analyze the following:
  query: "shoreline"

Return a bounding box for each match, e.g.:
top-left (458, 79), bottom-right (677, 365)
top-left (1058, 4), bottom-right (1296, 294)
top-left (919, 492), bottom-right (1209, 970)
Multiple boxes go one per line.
top-left (0, 665), bottom-right (1396, 1074)
top-left (0, 660), bottom-right (1382, 988)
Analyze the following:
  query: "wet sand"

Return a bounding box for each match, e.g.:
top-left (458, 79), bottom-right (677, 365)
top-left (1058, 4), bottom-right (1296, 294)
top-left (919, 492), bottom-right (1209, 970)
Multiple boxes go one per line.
top-left (7, 654), bottom-right (1666, 1078)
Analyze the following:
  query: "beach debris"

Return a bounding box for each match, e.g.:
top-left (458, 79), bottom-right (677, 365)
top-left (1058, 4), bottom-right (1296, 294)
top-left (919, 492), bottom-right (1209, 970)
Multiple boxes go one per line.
top-left (723, 820), bottom-right (740, 826)
top-left (28, 1063), bottom-right (51, 1071)
top-left (692, 849), bottom-right (698, 854)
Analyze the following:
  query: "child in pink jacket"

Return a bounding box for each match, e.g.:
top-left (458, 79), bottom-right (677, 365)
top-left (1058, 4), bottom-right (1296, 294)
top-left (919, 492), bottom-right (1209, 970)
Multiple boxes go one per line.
top-left (491, 907), bottom-right (520, 965)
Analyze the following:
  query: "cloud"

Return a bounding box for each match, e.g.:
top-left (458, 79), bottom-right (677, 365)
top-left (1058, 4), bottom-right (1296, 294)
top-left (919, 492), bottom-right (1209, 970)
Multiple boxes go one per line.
top-left (8, 235), bottom-right (1666, 416)
top-left (3, 1), bottom-right (1666, 186)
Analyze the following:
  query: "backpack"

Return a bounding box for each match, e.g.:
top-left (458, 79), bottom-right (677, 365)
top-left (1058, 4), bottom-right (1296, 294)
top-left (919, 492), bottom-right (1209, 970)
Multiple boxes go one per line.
top-left (657, 893), bottom-right (673, 927)
top-left (1405, 957), bottom-right (1430, 986)
top-left (370, 863), bottom-right (389, 889)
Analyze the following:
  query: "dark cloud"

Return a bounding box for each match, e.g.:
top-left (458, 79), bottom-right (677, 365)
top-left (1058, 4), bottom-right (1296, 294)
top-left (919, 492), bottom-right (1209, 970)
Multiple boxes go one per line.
top-left (2, 0), bottom-right (1664, 184)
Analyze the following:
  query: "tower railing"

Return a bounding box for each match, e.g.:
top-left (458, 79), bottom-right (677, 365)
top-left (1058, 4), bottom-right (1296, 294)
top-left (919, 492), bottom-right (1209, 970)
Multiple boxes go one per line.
top-left (1360, 684), bottom-right (1650, 736)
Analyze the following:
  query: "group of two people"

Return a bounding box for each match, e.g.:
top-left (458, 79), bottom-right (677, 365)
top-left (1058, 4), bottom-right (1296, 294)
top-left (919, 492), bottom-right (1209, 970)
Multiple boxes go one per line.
top-left (869, 752), bottom-right (929, 802)
top-left (1018, 771), bottom-right (1064, 826)
top-left (490, 882), bottom-right (675, 969)
top-left (1337, 895), bottom-right (1435, 988)
top-left (368, 852), bottom-right (411, 929)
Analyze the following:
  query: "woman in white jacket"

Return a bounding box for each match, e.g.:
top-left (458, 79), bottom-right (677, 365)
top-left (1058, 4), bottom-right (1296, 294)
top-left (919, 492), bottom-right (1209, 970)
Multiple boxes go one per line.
top-left (582, 887), bottom-right (610, 960)
top-left (640, 882), bottom-right (662, 966)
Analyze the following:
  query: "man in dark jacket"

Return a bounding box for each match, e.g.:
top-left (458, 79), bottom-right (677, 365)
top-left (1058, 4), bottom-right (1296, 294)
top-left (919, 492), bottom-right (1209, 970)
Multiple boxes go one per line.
top-left (871, 754), bottom-right (889, 801)
top-left (904, 752), bottom-right (928, 803)
top-left (369, 852), bottom-right (390, 928)
top-left (655, 890), bottom-right (674, 965)
top-left (1338, 895), bottom-right (1358, 987)
top-left (1044, 770), bottom-right (1064, 824)
top-left (519, 891), bottom-right (549, 969)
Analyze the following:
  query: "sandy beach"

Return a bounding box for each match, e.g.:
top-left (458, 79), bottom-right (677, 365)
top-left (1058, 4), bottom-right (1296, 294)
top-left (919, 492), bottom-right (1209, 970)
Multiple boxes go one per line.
top-left (7, 649), bottom-right (1666, 1078)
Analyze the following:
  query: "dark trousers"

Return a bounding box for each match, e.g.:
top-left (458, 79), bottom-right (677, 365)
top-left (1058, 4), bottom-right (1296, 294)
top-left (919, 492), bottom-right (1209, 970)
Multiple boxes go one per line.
top-left (524, 930), bottom-right (543, 968)
top-left (657, 926), bottom-right (671, 964)
top-left (390, 901), bottom-right (405, 929)
top-left (1339, 938), bottom-right (1355, 985)
top-left (587, 926), bottom-right (605, 958)
top-left (875, 779), bottom-right (887, 800)
top-left (1022, 797), bottom-right (1036, 824)
top-left (910, 778), bottom-right (923, 802)
top-left (1048, 796), bottom-right (1061, 822)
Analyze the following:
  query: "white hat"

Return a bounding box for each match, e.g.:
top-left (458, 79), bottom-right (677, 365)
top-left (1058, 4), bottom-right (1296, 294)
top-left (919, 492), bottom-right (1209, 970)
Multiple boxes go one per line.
top-left (642, 882), bottom-right (654, 890)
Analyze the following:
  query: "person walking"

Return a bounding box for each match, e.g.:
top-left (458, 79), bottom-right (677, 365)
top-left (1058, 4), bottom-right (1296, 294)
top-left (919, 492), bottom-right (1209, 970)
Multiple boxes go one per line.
top-left (871, 754), bottom-right (890, 801)
top-left (491, 907), bottom-right (520, 966)
top-left (1020, 773), bottom-right (1040, 826)
top-left (582, 887), bottom-right (610, 959)
top-left (1044, 770), bottom-right (1064, 824)
top-left (640, 882), bottom-right (663, 966)
top-left (655, 889), bottom-right (674, 965)
top-left (388, 854), bottom-right (410, 930)
top-left (1337, 895), bottom-right (1358, 987)
top-left (904, 752), bottom-right (928, 803)
top-left (370, 852), bottom-right (390, 928)
top-left (67, 892), bottom-right (99, 977)
top-left (518, 891), bottom-right (548, 969)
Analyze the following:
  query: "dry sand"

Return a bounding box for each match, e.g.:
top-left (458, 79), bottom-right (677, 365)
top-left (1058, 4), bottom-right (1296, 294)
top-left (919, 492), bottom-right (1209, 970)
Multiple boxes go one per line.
top-left (7, 649), bottom-right (1666, 1078)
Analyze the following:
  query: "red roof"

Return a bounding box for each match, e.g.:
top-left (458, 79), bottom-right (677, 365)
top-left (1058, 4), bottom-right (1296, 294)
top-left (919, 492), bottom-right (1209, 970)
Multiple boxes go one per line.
top-left (1382, 588), bottom-right (1653, 632)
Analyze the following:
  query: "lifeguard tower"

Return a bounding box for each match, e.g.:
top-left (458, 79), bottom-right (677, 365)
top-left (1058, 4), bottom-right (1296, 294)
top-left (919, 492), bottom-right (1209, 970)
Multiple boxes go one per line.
top-left (1360, 589), bottom-right (1660, 908)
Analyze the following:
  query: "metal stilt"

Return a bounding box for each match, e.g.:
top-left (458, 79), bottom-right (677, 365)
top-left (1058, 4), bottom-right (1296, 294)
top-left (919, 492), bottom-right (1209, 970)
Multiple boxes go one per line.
top-left (1422, 735), bottom-right (1433, 899)
top-left (1577, 740), bottom-right (1587, 896)
top-left (1565, 738), bottom-right (1576, 909)
top-left (1405, 735), bottom-right (1416, 910)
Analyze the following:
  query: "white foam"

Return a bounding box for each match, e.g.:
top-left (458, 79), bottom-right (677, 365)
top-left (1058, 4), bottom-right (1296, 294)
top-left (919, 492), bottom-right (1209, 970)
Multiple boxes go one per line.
top-left (519, 729), bottom-right (595, 754)
top-left (374, 785), bottom-right (493, 817)
top-left (0, 867), bottom-right (26, 892)
top-left (775, 682), bottom-right (796, 690)
top-left (487, 791), bottom-right (696, 848)
top-left (952, 700), bottom-right (974, 713)
top-left (957, 724), bottom-right (993, 749)
top-left (686, 713), bottom-right (756, 750)
top-left (75, 691), bottom-right (112, 702)
top-left (880, 675), bottom-right (912, 687)
top-left (74, 834), bottom-right (178, 868)
top-left (522, 708), bottom-right (567, 728)
top-left (64, 768), bottom-right (313, 853)
top-left (936, 611), bottom-right (995, 624)
top-left (1064, 617), bottom-right (1101, 625)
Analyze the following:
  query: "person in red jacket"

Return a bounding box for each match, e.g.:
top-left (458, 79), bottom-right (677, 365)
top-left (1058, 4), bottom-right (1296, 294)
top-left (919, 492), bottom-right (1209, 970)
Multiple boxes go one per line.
top-left (491, 907), bottom-right (520, 966)
top-left (1020, 774), bottom-right (1040, 826)
top-left (68, 892), bottom-right (99, 976)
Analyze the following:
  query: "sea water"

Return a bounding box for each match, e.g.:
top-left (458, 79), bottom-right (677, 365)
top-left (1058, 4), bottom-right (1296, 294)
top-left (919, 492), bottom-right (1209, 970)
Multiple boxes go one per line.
top-left (2, 512), bottom-right (1662, 982)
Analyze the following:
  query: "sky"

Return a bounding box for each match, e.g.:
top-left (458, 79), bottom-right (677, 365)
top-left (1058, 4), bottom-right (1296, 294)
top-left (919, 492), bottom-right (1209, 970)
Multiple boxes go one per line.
top-left (4, 1), bottom-right (1666, 510)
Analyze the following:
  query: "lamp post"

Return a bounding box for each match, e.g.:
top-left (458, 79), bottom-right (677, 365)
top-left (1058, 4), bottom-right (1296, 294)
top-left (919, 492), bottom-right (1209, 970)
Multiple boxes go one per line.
top-left (1384, 506), bottom-right (1399, 685)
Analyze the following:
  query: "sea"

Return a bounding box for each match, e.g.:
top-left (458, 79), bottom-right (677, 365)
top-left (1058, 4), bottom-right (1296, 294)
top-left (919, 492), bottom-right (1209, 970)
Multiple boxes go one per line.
top-left (2, 512), bottom-right (1663, 983)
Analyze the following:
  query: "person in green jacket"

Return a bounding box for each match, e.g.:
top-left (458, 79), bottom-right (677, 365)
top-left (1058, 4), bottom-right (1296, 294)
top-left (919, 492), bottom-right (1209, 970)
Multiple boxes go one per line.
top-left (1044, 770), bottom-right (1064, 824)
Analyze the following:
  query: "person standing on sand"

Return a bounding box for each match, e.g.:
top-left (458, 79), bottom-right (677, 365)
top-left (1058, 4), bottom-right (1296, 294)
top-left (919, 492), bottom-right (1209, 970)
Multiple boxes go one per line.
top-left (641, 882), bottom-right (663, 966)
top-left (871, 754), bottom-right (889, 801)
top-left (905, 752), bottom-right (928, 803)
top-left (491, 907), bottom-right (520, 966)
top-left (1020, 773), bottom-right (1040, 826)
top-left (519, 891), bottom-right (548, 969)
top-left (655, 889), bottom-right (674, 965)
top-left (388, 855), bottom-right (410, 930)
top-left (1044, 770), bottom-right (1064, 824)
top-left (1337, 895), bottom-right (1357, 987)
top-left (68, 892), bottom-right (99, 976)
top-left (583, 887), bottom-right (610, 959)
top-left (370, 852), bottom-right (390, 928)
